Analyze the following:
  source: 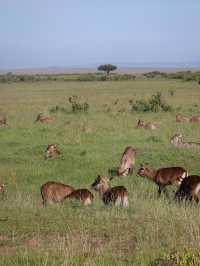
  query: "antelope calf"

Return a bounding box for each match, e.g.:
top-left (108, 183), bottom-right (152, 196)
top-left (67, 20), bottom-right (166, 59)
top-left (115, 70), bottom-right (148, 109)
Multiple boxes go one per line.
top-left (65, 189), bottom-right (94, 205)
top-left (0, 116), bottom-right (7, 126)
top-left (137, 164), bottom-right (188, 196)
top-left (136, 119), bottom-right (160, 130)
top-left (118, 146), bottom-right (137, 176)
top-left (190, 115), bottom-right (200, 122)
top-left (175, 175), bottom-right (200, 203)
top-left (176, 114), bottom-right (190, 123)
top-left (35, 113), bottom-right (54, 124)
top-left (41, 181), bottom-right (74, 205)
top-left (45, 144), bottom-right (61, 159)
top-left (91, 175), bottom-right (128, 207)
top-left (170, 134), bottom-right (200, 149)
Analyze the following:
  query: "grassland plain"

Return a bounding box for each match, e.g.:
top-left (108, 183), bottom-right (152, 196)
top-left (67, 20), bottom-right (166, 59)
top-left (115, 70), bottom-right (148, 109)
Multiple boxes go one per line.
top-left (0, 79), bottom-right (200, 265)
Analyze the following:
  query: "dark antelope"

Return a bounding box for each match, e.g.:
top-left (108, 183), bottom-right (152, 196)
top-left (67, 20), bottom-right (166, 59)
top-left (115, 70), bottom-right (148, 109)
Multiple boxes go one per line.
top-left (45, 144), bottom-right (61, 159)
top-left (35, 113), bottom-right (54, 124)
top-left (176, 114), bottom-right (190, 123)
top-left (118, 146), bottom-right (137, 176)
top-left (136, 119), bottom-right (160, 129)
top-left (170, 134), bottom-right (200, 149)
top-left (137, 165), bottom-right (188, 196)
top-left (175, 175), bottom-right (200, 203)
top-left (65, 189), bottom-right (94, 205)
top-left (91, 175), bottom-right (128, 207)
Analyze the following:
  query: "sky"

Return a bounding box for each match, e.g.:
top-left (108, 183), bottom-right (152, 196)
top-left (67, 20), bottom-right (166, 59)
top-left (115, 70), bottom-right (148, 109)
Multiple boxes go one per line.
top-left (0, 0), bottom-right (200, 69)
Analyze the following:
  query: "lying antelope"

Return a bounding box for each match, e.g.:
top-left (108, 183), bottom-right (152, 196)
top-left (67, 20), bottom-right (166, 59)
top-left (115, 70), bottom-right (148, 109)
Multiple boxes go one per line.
top-left (35, 113), bottom-right (54, 124)
top-left (137, 164), bottom-right (188, 196)
top-left (91, 175), bottom-right (128, 207)
top-left (170, 134), bottom-right (200, 149)
top-left (118, 146), bottom-right (137, 176)
top-left (175, 175), bottom-right (200, 203)
top-left (176, 114), bottom-right (190, 123)
top-left (0, 116), bottom-right (7, 126)
top-left (41, 181), bottom-right (74, 205)
top-left (190, 115), bottom-right (200, 122)
top-left (45, 144), bottom-right (61, 159)
top-left (65, 189), bottom-right (94, 205)
top-left (136, 119), bottom-right (160, 130)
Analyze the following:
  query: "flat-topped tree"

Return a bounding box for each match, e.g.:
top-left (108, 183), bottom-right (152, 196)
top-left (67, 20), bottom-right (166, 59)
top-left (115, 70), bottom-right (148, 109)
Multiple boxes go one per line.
top-left (97, 64), bottom-right (117, 75)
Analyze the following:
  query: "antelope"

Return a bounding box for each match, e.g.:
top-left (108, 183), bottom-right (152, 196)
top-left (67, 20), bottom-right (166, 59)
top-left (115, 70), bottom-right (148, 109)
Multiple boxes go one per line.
top-left (170, 134), bottom-right (200, 149)
top-left (91, 175), bottom-right (129, 207)
top-left (45, 144), bottom-right (61, 159)
top-left (65, 189), bottom-right (94, 206)
top-left (190, 115), bottom-right (200, 122)
top-left (41, 181), bottom-right (74, 205)
top-left (0, 116), bottom-right (7, 126)
top-left (118, 146), bottom-right (137, 176)
top-left (176, 114), bottom-right (190, 123)
top-left (175, 175), bottom-right (200, 203)
top-left (0, 184), bottom-right (5, 194)
top-left (137, 164), bottom-right (188, 196)
top-left (35, 113), bottom-right (54, 124)
top-left (136, 119), bottom-right (160, 130)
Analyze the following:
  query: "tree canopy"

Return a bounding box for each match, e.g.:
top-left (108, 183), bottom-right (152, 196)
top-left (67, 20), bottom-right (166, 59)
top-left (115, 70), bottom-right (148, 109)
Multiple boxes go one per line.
top-left (97, 64), bottom-right (117, 75)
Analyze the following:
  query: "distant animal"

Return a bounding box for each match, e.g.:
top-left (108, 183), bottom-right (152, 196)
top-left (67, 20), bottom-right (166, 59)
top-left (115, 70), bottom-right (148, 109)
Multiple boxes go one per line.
top-left (175, 175), bottom-right (200, 203)
top-left (176, 114), bottom-right (190, 123)
top-left (0, 184), bottom-right (5, 195)
top-left (64, 189), bottom-right (94, 205)
top-left (45, 144), bottom-right (61, 159)
top-left (35, 113), bottom-right (54, 124)
top-left (190, 115), bottom-right (200, 122)
top-left (41, 181), bottom-right (74, 205)
top-left (137, 164), bottom-right (188, 196)
top-left (136, 119), bottom-right (160, 130)
top-left (170, 134), bottom-right (200, 149)
top-left (0, 116), bottom-right (7, 126)
top-left (118, 146), bottom-right (137, 176)
top-left (91, 175), bottom-right (128, 207)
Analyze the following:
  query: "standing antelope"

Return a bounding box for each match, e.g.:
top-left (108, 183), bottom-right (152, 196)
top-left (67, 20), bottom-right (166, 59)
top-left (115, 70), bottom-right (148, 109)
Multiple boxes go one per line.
top-left (0, 116), bottom-right (7, 126)
top-left (64, 189), bottom-right (94, 205)
top-left (170, 134), bottom-right (200, 149)
top-left (176, 114), bottom-right (190, 123)
top-left (41, 181), bottom-right (74, 205)
top-left (45, 144), bottom-right (61, 159)
top-left (136, 119), bottom-right (160, 129)
top-left (118, 146), bottom-right (137, 176)
top-left (137, 164), bottom-right (188, 196)
top-left (35, 113), bottom-right (54, 124)
top-left (91, 175), bottom-right (128, 207)
top-left (190, 115), bottom-right (200, 122)
top-left (175, 175), bottom-right (200, 203)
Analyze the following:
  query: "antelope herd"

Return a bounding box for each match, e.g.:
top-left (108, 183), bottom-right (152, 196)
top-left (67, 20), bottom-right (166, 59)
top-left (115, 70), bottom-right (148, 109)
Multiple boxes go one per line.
top-left (0, 112), bottom-right (200, 206)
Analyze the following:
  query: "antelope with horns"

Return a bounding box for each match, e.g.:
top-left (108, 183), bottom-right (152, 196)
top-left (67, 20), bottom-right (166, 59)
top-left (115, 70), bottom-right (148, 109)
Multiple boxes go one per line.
top-left (176, 114), bottom-right (190, 123)
top-left (64, 189), bottom-right (94, 206)
top-left (137, 164), bottom-right (188, 196)
top-left (35, 113), bottom-right (54, 124)
top-left (175, 175), bottom-right (200, 203)
top-left (41, 181), bottom-right (74, 205)
top-left (170, 134), bottom-right (200, 149)
top-left (136, 119), bottom-right (160, 130)
top-left (190, 115), bottom-right (200, 122)
top-left (45, 144), bottom-right (61, 159)
top-left (91, 175), bottom-right (128, 207)
top-left (0, 116), bottom-right (7, 126)
top-left (118, 146), bottom-right (137, 176)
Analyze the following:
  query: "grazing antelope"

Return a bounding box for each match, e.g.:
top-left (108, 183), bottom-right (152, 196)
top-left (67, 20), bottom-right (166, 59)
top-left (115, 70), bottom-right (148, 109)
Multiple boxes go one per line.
top-left (136, 119), bottom-right (160, 130)
top-left (170, 134), bottom-right (200, 149)
top-left (41, 181), bottom-right (74, 205)
top-left (45, 144), bottom-right (61, 159)
top-left (176, 114), bottom-right (190, 123)
top-left (137, 164), bottom-right (188, 196)
top-left (0, 116), bottom-right (7, 126)
top-left (91, 175), bottom-right (128, 207)
top-left (65, 189), bottom-right (94, 205)
top-left (175, 175), bottom-right (200, 203)
top-left (190, 115), bottom-right (200, 122)
top-left (118, 146), bottom-right (137, 176)
top-left (35, 113), bottom-right (54, 124)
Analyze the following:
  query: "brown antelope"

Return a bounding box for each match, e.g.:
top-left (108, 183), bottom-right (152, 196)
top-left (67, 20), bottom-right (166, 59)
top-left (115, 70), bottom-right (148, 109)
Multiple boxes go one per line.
top-left (41, 181), bottom-right (74, 205)
top-left (190, 115), bottom-right (200, 122)
top-left (0, 116), bottom-right (7, 126)
top-left (118, 146), bottom-right (137, 176)
top-left (136, 119), bottom-right (160, 129)
top-left (65, 189), bottom-right (94, 205)
top-left (175, 175), bottom-right (200, 203)
top-left (35, 113), bottom-right (54, 124)
top-left (176, 114), bottom-right (190, 123)
top-left (91, 175), bottom-right (129, 207)
top-left (170, 134), bottom-right (200, 149)
top-left (0, 184), bottom-right (5, 194)
top-left (137, 164), bottom-right (188, 196)
top-left (45, 144), bottom-right (61, 159)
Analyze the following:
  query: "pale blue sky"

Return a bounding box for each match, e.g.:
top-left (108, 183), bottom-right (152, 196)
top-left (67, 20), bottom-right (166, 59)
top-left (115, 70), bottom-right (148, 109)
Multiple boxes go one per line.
top-left (0, 0), bottom-right (199, 69)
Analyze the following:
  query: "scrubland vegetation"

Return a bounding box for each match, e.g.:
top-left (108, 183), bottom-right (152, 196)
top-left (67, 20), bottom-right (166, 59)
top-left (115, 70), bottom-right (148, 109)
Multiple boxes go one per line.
top-left (0, 75), bottom-right (200, 265)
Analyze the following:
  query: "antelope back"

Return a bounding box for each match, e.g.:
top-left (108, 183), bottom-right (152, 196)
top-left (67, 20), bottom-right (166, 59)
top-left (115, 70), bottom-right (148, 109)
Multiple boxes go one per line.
top-left (156, 167), bottom-right (187, 186)
top-left (118, 146), bottom-right (136, 175)
top-left (190, 115), bottom-right (200, 122)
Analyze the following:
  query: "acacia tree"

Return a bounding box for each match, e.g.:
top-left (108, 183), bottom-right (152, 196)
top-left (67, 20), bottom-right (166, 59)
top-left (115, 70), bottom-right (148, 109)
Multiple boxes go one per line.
top-left (97, 64), bottom-right (117, 75)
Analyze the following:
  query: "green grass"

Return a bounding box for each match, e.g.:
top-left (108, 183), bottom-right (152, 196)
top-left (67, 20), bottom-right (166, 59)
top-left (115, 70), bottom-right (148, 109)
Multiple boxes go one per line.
top-left (0, 79), bottom-right (200, 265)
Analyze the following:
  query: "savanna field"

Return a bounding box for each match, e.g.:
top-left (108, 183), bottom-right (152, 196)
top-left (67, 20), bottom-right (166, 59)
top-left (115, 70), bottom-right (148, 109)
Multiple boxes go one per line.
top-left (0, 76), bottom-right (200, 265)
